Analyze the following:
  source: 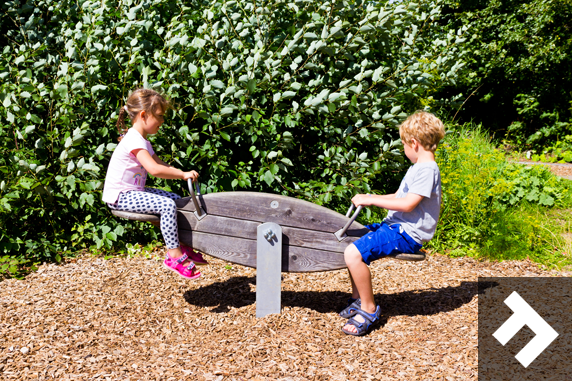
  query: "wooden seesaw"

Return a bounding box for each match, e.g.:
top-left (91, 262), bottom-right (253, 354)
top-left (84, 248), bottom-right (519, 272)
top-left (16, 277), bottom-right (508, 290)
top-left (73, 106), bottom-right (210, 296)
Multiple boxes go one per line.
top-left (112, 180), bottom-right (426, 317)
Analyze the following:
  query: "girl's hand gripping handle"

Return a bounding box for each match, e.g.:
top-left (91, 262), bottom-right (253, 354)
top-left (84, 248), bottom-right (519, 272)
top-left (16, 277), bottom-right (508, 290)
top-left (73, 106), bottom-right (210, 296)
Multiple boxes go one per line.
top-left (183, 170), bottom-right (199, 182)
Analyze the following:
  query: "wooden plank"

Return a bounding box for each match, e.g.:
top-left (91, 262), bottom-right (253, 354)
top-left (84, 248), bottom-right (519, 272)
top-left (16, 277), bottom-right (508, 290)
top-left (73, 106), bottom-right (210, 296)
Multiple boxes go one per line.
top-left (177, 211), bottom-right (364, 254)
top-left (389, 252), bottom-right (426, 261)
top-left (284, 245), bottom-right (346, 272)
top-left (178, 230), bottom-right (347, 272)
top-left (111, 210), bottom-right (161, 227)
top-left (111, 210), bottom-right (160, 223)
top-left (176, 192), bottom-right (364, 234)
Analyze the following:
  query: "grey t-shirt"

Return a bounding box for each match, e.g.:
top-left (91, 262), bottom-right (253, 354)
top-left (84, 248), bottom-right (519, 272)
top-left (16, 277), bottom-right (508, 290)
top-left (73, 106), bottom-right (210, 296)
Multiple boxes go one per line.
top-left (384, 161), bottom-right (441, 244)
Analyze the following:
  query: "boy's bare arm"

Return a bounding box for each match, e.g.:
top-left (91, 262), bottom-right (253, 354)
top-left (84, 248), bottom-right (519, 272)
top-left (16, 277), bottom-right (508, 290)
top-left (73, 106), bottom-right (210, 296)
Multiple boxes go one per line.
top-left (352, 193), bottom-right (423, 213)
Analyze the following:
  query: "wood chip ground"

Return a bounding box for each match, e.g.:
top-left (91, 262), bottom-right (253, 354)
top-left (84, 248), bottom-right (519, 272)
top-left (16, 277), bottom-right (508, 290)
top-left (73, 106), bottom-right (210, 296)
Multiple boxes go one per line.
top-left (1, 253), bottom-right (570, 380)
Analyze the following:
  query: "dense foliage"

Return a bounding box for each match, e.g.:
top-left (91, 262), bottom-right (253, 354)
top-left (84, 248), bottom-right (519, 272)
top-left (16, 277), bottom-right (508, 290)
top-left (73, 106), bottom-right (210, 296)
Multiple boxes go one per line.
top-left (430, 126), bottom-right (571, 264)
top-left (0, 0), bottom-right (467, 271)
top-left (439, 0), bottom-right (572, 149)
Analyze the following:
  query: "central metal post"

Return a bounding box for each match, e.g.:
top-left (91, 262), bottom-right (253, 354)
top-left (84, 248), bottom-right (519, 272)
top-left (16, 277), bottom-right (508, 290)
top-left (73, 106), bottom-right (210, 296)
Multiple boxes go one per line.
top-left (256, 222), bottom-right (282, 318)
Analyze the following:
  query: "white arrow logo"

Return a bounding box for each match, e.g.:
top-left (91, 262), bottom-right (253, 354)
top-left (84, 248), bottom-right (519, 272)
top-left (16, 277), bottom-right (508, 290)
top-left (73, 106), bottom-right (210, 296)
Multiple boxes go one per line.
top-left (492, 291), bottom-right (559, 368)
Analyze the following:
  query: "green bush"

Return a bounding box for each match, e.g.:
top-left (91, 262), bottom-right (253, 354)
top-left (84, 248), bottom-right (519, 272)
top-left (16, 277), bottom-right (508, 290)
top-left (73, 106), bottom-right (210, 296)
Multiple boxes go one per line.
top-left (439, 0), bottom-right (572, 148)
top-left (0, 0), bottom-right (467, 271)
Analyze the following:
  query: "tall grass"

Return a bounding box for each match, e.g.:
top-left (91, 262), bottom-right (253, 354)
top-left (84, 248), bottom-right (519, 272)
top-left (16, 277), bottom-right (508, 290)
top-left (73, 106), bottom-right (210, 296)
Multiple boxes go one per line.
top-left (431, 126), bottom-right (572, 266)
top-left (360, 124), bottom-right (572, 269)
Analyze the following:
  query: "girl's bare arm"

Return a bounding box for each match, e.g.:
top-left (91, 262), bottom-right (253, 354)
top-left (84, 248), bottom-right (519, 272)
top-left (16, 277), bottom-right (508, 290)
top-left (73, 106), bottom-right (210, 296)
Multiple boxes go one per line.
top-left (134, 149), bottom-right (198, 181)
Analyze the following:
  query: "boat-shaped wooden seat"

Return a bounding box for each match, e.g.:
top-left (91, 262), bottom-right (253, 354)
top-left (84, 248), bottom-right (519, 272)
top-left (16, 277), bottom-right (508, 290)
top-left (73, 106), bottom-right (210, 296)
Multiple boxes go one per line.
top-left (110, 182), bottom-right (427, 270)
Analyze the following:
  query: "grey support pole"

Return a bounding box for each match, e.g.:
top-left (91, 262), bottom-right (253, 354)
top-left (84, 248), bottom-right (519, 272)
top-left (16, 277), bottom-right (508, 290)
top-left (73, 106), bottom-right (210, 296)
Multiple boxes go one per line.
top-left (256, 222), bottom-right (282, 318)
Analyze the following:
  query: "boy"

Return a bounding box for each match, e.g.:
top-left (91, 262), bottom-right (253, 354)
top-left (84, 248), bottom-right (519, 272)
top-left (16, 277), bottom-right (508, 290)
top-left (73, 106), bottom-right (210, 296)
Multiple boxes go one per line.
top-left (340, 111), bottom-right (445, 336)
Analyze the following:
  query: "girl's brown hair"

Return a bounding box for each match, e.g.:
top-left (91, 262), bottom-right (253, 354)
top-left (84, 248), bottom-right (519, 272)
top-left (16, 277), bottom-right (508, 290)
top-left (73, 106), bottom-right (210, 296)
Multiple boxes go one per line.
top-left (116, 88), bottom-right (172, 140)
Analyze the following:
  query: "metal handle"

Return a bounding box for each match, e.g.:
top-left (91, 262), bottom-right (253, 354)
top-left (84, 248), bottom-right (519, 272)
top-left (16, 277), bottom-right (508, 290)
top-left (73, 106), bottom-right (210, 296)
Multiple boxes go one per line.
top-left (345, 204), bottom-right (356, 217)
top-left (187, 179), bottom-right (202, 217)
top-left (335, 203), bottom-right (363, 241)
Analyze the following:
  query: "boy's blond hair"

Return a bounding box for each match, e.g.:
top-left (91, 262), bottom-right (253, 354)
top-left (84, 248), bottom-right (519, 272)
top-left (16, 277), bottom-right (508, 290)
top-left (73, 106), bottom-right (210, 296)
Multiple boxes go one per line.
top-left (399, 111), bottom-right (445, 152)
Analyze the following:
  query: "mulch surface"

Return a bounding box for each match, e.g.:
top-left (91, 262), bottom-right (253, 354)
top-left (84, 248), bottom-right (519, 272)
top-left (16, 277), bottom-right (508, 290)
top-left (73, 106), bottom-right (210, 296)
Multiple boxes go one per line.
top-left (1, 253), bottom-right (570, 380)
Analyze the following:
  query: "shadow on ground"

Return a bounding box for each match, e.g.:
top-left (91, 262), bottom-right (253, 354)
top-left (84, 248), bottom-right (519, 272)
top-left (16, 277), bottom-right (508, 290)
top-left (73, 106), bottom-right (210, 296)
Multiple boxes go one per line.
top-left (183, 276), bottom-right (481, 321)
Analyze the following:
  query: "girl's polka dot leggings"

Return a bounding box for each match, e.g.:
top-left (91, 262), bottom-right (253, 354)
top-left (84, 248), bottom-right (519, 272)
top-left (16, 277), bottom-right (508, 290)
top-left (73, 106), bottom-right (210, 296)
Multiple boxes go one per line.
top-left (108, 188), bottom-right (181, 249)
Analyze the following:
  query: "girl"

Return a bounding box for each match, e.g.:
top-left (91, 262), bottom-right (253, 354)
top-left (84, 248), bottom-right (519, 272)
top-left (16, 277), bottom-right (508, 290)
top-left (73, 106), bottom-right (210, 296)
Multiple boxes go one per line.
top-left (102, 88), bottom-right (207, 279)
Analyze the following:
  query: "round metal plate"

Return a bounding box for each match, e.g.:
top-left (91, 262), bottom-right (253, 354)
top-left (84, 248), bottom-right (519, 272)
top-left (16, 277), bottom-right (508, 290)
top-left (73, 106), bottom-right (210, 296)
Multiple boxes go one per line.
top-left (270, 201), bottom-right (279, 209)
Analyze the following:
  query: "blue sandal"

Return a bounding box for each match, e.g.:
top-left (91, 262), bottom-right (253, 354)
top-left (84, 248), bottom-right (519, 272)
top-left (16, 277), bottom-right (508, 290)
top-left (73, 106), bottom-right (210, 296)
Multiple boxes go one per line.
top-left (342, 306), bottom-right (381, 336)
top-left (339, 298), bottom-right (361, 319)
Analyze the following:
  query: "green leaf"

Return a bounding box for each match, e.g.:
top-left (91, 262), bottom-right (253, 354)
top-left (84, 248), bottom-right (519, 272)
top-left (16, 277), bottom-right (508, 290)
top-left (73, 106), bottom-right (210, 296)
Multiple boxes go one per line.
top-left (290, 82), bottom-right (302, 91)
top-left (220, 107), bottom-right (235, 116)
top-left (2, 95), bottom-right (11, 108)
top-left (390, 106), bottom-right (402, 114)
top-left (303, 33), bottom-right (318, 40)
top-left (247, 79), bottom-right (257, 92)
top-left (360, 24), bottom-right (375, 33)
top-left (328, 93), bottom-right (345, 102)
top-left (269, 163), bottom-right (279, 175)
top-left (263, 170), bottom-right (274, 185)
top-left (91, 85), bottom-right (107, 93)
top-left (220, 131), bottom-right (231, 141)
top-left (539, 194), bottom-right (554, 206)
top-left (95, 144), bottom-right (105, 155)
top-left (211, 80), bottom-right (225, 89)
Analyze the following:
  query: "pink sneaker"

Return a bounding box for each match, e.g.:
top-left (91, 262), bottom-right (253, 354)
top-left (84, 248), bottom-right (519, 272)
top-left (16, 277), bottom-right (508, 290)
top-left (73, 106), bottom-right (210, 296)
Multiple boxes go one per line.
top-left (163, 252), bottom-right (201, 279)
top-left (181, 245), bottom-right (209, 266)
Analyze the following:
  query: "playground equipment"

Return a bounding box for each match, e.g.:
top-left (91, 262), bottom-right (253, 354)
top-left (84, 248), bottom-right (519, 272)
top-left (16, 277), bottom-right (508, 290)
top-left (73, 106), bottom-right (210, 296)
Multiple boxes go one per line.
top-left (112, 180), bottom-right (426, 317)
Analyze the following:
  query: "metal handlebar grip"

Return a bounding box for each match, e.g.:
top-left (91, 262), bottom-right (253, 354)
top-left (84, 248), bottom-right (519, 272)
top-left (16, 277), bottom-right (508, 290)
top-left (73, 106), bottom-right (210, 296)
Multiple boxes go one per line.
top-left (187, 179), bottom-right (202, 217)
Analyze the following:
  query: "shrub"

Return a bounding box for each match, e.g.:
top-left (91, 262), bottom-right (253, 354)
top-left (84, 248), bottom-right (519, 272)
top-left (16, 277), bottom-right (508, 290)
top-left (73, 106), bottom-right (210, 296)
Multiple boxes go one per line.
top-left (531, 134), bottom-right (572, 163)
top-left (427, 125), bottom-right (572, 266)
top-left (0, 0), bottom-right (467, 270)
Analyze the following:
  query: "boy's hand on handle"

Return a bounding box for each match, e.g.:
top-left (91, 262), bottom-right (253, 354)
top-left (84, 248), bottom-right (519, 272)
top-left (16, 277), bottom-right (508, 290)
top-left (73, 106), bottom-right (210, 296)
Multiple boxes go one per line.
top-left (183, 170), bottom-right (199, 182)
top-left (352, 194), bottom-right (374, 207)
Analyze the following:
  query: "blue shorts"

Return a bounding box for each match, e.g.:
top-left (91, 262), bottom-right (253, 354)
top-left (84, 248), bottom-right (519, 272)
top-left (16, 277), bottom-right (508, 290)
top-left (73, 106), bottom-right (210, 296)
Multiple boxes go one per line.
top-left (353, 223), bottom-right (422, 265)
